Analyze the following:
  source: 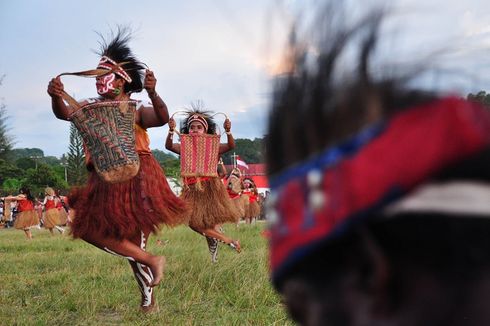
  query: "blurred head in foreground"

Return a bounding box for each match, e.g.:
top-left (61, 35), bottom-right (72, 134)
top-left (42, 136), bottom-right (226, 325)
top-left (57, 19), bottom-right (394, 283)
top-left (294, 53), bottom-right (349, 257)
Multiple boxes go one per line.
top-left (266, 3), bottom-right (490, 326)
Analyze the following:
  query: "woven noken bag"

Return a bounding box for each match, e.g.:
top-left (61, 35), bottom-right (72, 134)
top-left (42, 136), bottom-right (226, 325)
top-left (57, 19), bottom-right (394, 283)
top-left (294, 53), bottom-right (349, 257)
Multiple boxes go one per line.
top-left (180, 134), bottom-right (220, 178)
top-left (70, 100), bottom-right (140, 183)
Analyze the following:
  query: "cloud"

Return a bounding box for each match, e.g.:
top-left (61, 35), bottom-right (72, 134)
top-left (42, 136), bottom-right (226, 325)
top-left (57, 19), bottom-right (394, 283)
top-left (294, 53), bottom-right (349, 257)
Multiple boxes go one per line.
top-left (5, 0), bottom-right (490, 157)
top-left (461, 10), bottom-right (490, 40)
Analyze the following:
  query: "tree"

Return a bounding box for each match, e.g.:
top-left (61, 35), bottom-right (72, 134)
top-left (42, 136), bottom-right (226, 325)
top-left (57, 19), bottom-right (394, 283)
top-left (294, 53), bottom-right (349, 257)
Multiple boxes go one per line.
top-left (15, 157), bottom-right (36, 170)
top-left (43, 156), bottom-right (62, 166)
top-left (0, 74), bottom-right (14, 161)
top-left (9, 148), bottom-right (44, 162)
top-left (67, 123), bottom-right (87, 185)
top-left (24, 164), bottom-right (67, 196)
top-left (2, 178), bottom-right (21, 195)
top-left (223, 137), bottom-right (265, 165)
top-left (0, 159), bottom-right (24, 186)
top-left (161, 157), bottom-right (181, 179)
top-left (467, 91), bottom-right (490, 108)
top-left (151, 149), bottom-right (181, 179)
top-left (152, 149), bottom-right (177, 163)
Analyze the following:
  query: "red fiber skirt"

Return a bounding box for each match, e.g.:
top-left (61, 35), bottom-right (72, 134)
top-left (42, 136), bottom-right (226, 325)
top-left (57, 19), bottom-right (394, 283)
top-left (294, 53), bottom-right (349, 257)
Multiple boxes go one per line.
top-left (69, 153), bottom-right (188, 239)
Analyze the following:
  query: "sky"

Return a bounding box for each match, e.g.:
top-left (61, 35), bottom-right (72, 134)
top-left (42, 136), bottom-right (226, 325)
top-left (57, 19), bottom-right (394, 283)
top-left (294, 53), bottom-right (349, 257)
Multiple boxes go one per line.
top-left (1, 0), bottom-right (490, 158)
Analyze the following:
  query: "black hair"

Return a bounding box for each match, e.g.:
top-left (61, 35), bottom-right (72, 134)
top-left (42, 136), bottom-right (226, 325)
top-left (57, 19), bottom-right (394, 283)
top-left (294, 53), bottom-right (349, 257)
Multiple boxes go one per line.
top-left (19, 187), bottom-right (34, 203)
top-left (266, 5), bottom-right (435, 176)
top-left (96, 26), bottom-right (146, 94)
top-left (180, 102), bottom-right (217, 135)
top-left (243, 177), bottom-right (256, 188)
top-left (282, 214), bottom-right (490, 325)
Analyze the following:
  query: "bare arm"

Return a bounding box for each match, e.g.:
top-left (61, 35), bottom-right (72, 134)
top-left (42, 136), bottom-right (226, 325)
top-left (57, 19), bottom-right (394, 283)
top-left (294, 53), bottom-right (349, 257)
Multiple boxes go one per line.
top-left (219, 119), bottom-right (235, 154)
top-left (137, 70), bottom-right (170, 128)
top-left (3, 194), bottom-right (25, 201)
top-left (165, 132), bottom-right (181, 154)
top-left (165, 117), bottom-right (181, 154)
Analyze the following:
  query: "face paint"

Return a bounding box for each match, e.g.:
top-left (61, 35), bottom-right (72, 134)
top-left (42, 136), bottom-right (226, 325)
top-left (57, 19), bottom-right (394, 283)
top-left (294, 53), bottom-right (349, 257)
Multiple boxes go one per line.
top-left (96, 73), bottom-right (116, 95)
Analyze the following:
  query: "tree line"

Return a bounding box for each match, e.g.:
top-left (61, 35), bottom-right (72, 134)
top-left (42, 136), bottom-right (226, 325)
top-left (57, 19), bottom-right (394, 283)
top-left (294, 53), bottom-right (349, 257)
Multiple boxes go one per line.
top-left (0, 73), bottom-right (263, 195)
top-left (0, 118), bottom-right (264, 196)
top-left (2, 88), bottom-right (488, 196)
top-left (467, 91), bottom-right (490, 108)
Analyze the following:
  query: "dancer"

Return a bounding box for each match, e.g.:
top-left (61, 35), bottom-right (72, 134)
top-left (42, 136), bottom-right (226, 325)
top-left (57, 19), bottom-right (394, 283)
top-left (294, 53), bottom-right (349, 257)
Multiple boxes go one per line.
top-left (55, 190), bottom-right (69, 226)
top-left (217, 157), bottom-right (227, 181)
top-left (241, 178), bottom-right (260, 224)
top-left (47, 27), bottom-right (187, 312)
top-left (42, 187), bottom-right (65, 235)
top-left (3, 198), bottom-right (13, 227)
top-left (226, 168), bottom-right (249, 225)
top-left (166, 109), bottom-right (241, 263)
top-left (266, 4), bottom-right (490, 326)
top-left (34, 198), bottom-right (44, 226)
top-left (3, 187), bottom-right (39, 240)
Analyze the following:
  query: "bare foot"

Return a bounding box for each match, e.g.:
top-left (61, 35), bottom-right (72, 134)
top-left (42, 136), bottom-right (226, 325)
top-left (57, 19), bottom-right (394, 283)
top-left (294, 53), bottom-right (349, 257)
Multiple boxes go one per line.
top-left (140, 303), bottom-right (159, 313)
top-left (150, 256), bottom-right (166, 287)
top-left (232, 240), bottom-right (241, 253)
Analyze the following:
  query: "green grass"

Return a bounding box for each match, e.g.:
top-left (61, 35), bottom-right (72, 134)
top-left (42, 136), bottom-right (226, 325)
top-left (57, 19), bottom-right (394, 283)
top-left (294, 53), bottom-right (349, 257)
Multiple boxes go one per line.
top-left (0, 223), bottom-right (293, 325)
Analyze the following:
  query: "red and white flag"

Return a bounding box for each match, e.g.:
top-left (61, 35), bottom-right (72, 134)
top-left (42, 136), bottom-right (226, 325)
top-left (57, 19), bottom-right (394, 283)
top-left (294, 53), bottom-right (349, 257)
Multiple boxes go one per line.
top-left (236, 155), bottom-right (249, 169)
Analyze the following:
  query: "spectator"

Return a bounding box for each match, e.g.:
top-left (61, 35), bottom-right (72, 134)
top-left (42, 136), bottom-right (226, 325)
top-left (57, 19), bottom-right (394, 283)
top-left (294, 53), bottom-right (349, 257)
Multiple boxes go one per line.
top-left (266, 3), bottom-right (490, 326)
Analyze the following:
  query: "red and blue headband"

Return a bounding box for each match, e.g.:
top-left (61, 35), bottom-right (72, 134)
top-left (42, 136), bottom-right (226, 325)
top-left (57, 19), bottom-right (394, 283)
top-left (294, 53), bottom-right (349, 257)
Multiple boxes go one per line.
top-left (268, 97), bottom-right (490, 284)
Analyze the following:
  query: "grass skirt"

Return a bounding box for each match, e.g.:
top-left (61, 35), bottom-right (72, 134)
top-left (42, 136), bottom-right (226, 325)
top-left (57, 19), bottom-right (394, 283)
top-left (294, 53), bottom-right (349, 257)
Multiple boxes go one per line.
top-left (14, 210), bottom-right (39, 229)
top-left (58, 208), bottom-right (68, 225)
top-left (3, 200), bottom-right (11, 220)
top-left (181, 177), bottom-right (241, 229)
top-left (245, 200), bottom-right (261, 219)
top-left (232, 195), bottom-right (249, 223)
top-left (69, 154), bottom-right (188, 239)
top-left (43, 208), bottom-right (60, 228)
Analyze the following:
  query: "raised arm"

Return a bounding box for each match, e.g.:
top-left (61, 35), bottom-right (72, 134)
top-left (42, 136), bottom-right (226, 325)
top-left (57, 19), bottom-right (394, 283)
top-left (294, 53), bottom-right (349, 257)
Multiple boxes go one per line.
top-left (47, 77), bottom-right (73, 121)
top-left (137, 70), bottom-right (170, 129)
top-left (165, 117), bottom-right (181, 154)
top-left (219, 118), bottom-right (235, 154)
top-left (3, 194), bottom-right (25, 201)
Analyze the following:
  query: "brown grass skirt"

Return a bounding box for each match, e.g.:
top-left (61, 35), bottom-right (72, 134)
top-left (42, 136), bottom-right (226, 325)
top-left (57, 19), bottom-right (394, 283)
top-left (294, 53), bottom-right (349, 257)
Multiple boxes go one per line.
top-left (232, 195), bottom-right (249, 223)
top-left (43, 208), bottom-right (60, 228)
top-left (69, 154), bottom-right (188, 239)
top-left (3, 199), bottom-right (11, 220)
top-left (245, 200), bottom-right (261, 218)
top-left (14, 210), bottom-right (39, 229)
top-left (58, 208), bottom-right (68, 225)
top-left (181, 177), bottom-right (241, 229)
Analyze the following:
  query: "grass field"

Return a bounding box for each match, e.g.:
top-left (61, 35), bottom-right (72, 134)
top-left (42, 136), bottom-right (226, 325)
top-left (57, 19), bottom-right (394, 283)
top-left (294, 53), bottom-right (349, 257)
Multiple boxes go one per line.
top-left (0, 222), bottom-right (293, 325)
